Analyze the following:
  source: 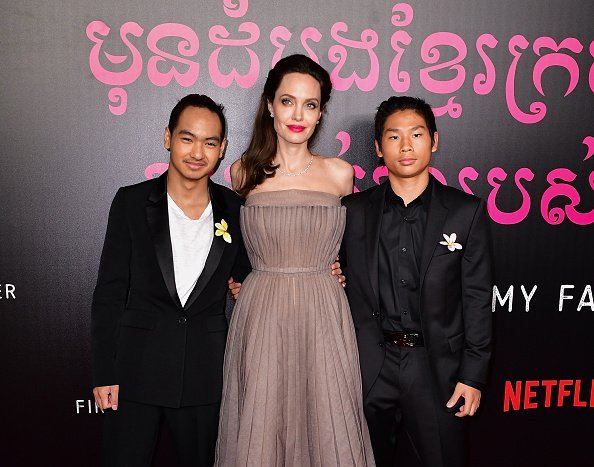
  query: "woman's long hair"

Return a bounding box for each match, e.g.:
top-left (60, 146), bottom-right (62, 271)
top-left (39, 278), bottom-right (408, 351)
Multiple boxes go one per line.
top-left (236, 54), bottom-right (332, 197)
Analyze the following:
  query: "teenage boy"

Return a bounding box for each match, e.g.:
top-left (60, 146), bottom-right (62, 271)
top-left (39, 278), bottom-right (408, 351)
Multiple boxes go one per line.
top-left (92, 94), bottom-right (250, 467)
top-left (341, 96), bottom-right (493, 467)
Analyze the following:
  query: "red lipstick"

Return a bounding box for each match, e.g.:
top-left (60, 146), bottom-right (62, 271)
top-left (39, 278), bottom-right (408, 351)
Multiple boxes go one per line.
top-left (287, 125), bottom-right (305, 133)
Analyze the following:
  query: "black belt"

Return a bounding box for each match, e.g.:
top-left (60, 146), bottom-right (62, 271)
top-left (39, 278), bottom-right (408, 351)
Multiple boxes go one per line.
top-left (383, 330), bottom-right (424, 347)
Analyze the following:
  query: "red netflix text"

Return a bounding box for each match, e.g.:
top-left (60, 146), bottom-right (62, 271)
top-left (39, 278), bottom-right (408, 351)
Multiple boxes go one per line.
top-left (504, 379), bottom-right (594, 412)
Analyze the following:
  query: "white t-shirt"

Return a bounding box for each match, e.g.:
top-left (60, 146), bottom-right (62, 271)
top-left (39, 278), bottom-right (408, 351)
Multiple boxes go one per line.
top-left (167, 194), bottom-right (214, 306)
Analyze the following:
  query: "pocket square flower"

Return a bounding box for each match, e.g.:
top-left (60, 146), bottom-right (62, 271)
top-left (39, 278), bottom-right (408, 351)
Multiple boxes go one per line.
top-left (439, 233), bottom-right (462, 252)
top-left (215, 219), bottom-right (232, 243)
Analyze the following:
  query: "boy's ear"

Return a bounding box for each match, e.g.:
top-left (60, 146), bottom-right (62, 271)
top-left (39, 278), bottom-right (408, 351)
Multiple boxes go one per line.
top-left (375, 140), bottom-right (382, 158)
top-left (164, 127), bottom-right (171, 151)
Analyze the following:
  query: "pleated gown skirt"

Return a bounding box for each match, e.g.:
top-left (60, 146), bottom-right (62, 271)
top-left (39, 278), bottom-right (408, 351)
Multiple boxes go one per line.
top-left (215, 189), bottom-right (374, 467)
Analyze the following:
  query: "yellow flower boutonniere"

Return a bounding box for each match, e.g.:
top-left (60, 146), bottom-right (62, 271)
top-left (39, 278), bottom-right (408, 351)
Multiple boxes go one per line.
top-left (215, 219), bottom-right (232, 243)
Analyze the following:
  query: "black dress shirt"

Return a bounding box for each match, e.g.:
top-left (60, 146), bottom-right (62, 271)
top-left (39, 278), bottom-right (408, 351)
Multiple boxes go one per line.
top-left (378, 179), bottom-right (432, 333)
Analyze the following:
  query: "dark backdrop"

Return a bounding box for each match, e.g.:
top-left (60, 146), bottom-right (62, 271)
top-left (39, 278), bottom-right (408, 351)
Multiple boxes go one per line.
top-left (1, 1), bottom-right (593, 465)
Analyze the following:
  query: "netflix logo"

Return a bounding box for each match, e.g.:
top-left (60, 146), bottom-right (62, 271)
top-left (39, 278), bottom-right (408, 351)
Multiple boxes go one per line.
top-left (504, 379), bottom-right (594, 412)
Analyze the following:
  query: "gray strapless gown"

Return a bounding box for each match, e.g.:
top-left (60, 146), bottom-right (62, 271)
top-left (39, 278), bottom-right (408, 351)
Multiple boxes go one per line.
top-left (215, 190), bottom-right (375, 467)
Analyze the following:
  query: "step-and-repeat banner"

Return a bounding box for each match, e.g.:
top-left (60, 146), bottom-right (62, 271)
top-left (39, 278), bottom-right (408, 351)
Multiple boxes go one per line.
top-left (1, 1), bottom-right (592, 465)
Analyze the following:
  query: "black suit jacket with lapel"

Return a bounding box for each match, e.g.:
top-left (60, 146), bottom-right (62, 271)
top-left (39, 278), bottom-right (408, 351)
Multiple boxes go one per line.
top-left (92, 172), bottom-right (251, 408)
top-left (341, 176), bottom-right (493, 404)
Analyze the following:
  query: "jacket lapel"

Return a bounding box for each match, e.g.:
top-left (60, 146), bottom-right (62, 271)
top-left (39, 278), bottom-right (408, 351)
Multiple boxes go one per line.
top-left (184, 181), bottom-right (228, 313)
top-left (366, 182), bottom-right (388, 308)
top-left (145, 172), bottom-right (183, 309)
top-left (420, 178), bottom-right (449, 288)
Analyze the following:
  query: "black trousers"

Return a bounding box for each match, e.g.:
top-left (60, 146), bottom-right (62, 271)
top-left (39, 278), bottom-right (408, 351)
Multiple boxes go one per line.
top-left (102, 398), bottom-right (220, 467)
top-left (364, 342), bottom-right (467, 467)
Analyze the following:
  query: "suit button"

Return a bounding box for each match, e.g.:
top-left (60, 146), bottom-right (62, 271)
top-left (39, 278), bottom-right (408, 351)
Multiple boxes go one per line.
top-left (372, 311), bottom-right (379, 318)
top-left (400, 279), bottom-right (407, 285)
top-left (402, 309), bottom-right (408, 315)
top-left (178, 316), bottom-right (187, 324)
top-left (401, 247), bottom-right (407, 253)
top-left (378, 342), bottom-right (385, 348)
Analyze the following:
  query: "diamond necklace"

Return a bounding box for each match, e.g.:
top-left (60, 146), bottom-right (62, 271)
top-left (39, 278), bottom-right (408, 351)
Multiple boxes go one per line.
top-left (276, 153), bottom-right (314, 177)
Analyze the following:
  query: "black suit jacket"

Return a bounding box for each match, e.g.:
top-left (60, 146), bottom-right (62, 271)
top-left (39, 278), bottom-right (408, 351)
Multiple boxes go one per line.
top-left (91, 172), bottom-right (250, 408)
top-left (341, 177), bottom-right (493, 404)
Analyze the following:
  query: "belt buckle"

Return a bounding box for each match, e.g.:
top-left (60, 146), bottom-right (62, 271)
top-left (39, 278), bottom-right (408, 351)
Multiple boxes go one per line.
top-left (399, 332), bottom-right (418, 347)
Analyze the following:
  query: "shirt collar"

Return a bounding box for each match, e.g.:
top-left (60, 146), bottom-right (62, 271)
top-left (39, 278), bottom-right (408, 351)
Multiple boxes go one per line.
top-left (384, 176), bottom-right (433, 210)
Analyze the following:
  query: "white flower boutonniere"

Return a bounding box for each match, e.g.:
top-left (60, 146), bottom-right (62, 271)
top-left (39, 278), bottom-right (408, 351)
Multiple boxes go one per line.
top-left (439, 233), bottom-right (462, 252)
top-left (215, 219), bottom-right (232, 243)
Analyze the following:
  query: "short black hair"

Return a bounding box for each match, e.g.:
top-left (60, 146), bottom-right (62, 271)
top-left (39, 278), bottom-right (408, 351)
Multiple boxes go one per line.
top-left (168, 94), bottom-right (226, 140)
top-left (374, 96), bottom-right (437, 149)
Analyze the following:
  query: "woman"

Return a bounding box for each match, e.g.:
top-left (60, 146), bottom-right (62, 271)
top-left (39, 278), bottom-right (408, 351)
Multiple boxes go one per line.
top-left (215, 54), bottom-right (375, 466)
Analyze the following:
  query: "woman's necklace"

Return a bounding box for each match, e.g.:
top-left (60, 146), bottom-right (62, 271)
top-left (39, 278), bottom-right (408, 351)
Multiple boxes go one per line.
top-left (276, 153), bottom-right (314, 177)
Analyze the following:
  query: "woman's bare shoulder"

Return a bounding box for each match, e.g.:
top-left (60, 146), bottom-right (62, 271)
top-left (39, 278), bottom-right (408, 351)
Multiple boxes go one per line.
top-left (229, 159), bottom-right (244, 192)
top-left (318, 155), bottom-right (354, 196)
top-left (319, 155), bottom-right (353, 175)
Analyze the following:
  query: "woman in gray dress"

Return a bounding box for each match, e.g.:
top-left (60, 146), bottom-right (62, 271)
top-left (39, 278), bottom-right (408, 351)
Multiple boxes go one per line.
top-left (215, 54), bottom-right (375, 467)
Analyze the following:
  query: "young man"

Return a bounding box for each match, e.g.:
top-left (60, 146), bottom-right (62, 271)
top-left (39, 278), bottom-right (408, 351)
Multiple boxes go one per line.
top-left (341, 96), bottom-right (493, 467)
top-left (91, 94), bottom-right (251, 467)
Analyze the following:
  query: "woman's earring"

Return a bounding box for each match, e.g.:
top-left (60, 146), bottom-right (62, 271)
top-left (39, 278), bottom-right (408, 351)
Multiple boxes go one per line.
top-left (270, 111), bottom-right (274, 118)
